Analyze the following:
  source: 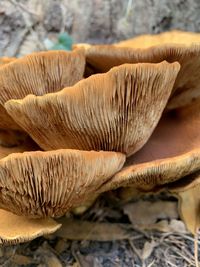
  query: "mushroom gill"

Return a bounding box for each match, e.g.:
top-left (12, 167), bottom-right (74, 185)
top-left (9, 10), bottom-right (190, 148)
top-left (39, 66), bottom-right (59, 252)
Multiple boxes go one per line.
top-left (99, 101), bottom-right (200, 193)
top-left (81, 32), bottom-right (200, 109)
top-left (0, 137), bottom-right (60, 245)
top-left (0, 49), bottom-right (85, 130)
top-left (5, 61), bottom-right (180, 155)
top-left (0, 149), bottom-right (125, 218)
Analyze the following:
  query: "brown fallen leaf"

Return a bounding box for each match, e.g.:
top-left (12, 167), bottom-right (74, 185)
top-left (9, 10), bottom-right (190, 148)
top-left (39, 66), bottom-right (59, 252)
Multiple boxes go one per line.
top-left (36, 244), bottom-right (63, 267)
top-left (11, 254), bottom-right (32, 265)
top-left (54, 239), bottom-right (69, 254)
top-left (72, 251), bottom-right (102, 267)
top-left (141, 240), bottom-right (158, 260)
top-left (44, 255), bottom-right (63, 267)
top-left (55, 218), bottom-right (132, 241)
top-left (140, 219), bottom-right (187, 233)
top-left (168, 172), bottom-right (200, 234)
top-left (123, 200), bottom-right (178, 226)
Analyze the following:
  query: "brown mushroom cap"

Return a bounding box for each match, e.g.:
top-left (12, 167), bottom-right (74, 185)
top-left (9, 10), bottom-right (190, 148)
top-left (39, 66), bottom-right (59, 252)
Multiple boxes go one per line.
top-left (99, 101), bottom-right (200, 192)
top-left (83, 35), bottom-right (200, 110)
top-left (0, 149), bottom-right (125, 218)
top-left (116, 30), bottom-right (200, 48)
top-left (0, 49), bottom-right (85, 130)
top-left (5, 61), bottom-right (180, 155)
top-left (0, 209), bottom-right (61, 245)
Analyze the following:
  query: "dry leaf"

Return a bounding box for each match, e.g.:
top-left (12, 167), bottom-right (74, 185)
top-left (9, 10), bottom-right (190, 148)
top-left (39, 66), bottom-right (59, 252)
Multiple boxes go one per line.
top-left (36, 245), bottom-right (63, 267)
top-left (123, 200), bottom-right (178, 226)
top-left (141, 240), bottom-right (158, 260)
top-left (72, 251), bottom-right (102, 267)
top-left (44, 256), bottom-right (63, 267)
top-left (55, 218), bottom-right (132, 241)
top-left (169, 173), bottom-right (200, 234)
top-left (143, 219), bottom-right (187, 233)
top-left (11, 255), bottom-right (32, 265)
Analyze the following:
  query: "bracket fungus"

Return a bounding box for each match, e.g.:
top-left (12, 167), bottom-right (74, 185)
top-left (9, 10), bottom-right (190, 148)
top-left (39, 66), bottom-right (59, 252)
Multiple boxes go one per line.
top-left (5, 61), bottom-right (180, 155)
top-left (0, 49), bottom-right (85, 130)
top-left (99, 101), bottom-right (200, 193)
top-left (79, 31), bottom-right (200, 110)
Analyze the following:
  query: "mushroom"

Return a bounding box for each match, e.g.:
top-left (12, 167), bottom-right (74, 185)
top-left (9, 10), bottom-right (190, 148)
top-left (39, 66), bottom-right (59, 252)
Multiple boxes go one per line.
top-left (98, 101), bottom-right (200, 194)
top-left (0, 149), bottom-right (125, 218)
top-left (0, 49), bottom-right (85, 130)
top-left (116, 30), bottom-right (200, 48)
top-left (0, 140), bottom-right (61, 245)
top-left (0, 209), bottom-right (61, 245)
top-left (79, 31), bottom-right (200, 109)
top-left (5, 61), bottom-right (180, 155)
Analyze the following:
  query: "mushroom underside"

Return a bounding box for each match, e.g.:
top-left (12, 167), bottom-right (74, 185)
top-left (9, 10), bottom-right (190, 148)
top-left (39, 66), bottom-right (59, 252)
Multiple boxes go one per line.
top-left (99, 101), bottom-right (200, 192)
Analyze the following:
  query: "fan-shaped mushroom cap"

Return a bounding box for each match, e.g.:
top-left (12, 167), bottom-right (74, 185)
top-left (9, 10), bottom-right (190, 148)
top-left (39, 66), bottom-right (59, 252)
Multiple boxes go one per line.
top-left (83, 34), bottom-right (200, 109)
top-left (99, 101), bottom-right (200, 193)
top-left (116, 30), bottom-right (200, 48)
top-left (0, 209), bottom-right (61, 245)
top-left (0, 149), bottom-right (125, 218)
top-left (0, 49), bottom-right (85, 130)
top-left (5, 61), bottom-right (180, 155)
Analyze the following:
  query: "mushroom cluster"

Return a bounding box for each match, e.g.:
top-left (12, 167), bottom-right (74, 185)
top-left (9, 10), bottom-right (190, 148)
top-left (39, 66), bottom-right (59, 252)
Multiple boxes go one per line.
top-left (1, 30), bottom-right (200, 244)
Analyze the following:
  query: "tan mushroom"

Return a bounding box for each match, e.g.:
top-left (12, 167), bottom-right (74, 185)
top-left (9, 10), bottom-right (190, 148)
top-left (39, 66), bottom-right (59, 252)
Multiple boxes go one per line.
top-left (0, 209), bottom-right (61, 245)
top-left (0, 149), bottom-right (125, 218)
top-left (81, 31), bottom-right (200, 109)
top-left (0, 139), bottom-right (61, 245)
top-left (116, 30), bottom-right (200, 48)
top-left (98, 101), bottom-right (200, 194)
top-left (5, 61), bottom-right (180, 155)
top-left (0, 49), bottom-right (85, 130)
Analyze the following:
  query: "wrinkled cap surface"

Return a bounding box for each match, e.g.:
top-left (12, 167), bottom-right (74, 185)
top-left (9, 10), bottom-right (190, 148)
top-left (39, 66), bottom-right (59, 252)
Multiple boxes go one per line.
top-left (0, 49), bottom-right (85, 130)
top-left (99, 101), bottom-right (200, 192)
top-left (0, 149), bottom-right (125, 218)
top-left (5, 61), bottom-right (180, 155)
